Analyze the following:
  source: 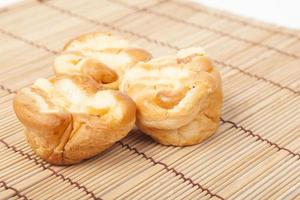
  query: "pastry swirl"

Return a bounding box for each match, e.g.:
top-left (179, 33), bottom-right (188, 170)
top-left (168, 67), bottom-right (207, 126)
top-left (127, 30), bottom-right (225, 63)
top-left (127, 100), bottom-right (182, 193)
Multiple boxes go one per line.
top-left (13, 75), bottom-right (136, 165)
top-left (54, 33), bottom-right (152, 89)
top-left (120, 47), bottom-right (223, 146)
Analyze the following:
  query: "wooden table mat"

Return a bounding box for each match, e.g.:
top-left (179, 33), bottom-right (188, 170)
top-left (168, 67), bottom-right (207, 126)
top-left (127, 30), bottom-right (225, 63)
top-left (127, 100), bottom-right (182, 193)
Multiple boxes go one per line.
top-left (0, 0), bottom-right (299, 199)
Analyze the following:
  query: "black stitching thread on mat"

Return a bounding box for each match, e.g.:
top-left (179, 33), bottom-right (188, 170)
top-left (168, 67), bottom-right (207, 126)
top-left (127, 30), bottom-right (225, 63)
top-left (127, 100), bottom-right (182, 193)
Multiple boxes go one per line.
top-left (213, 60), bottom-right (300, 95)
top-left (171, 1), bottom-right (300, 40)
top-left (0, 124), bottom-right (221, 199)
top-left (0, 85), bottom-right (16, 94)
top-left (36, 2), bottom-right (299, 95)
top-left (220, 118), bottom-right (300, 159)
top-left (0, 139), bottom-right (47, 167)
top-left (1, 0), bottom-right (299, 158)
top-left (0, 28), bottom-right (59, 55)
top-left (2, 24), bottom-right (298, 97)
top-left (1, 3), bottom-right (299, 161)
top-left (39, 2), bottom-right (181, 50)
top-left (0, 8), bottom-right (8, 13)
top-left (111, 0), bottom-right (300, 59)
top-left (0, 139), bottom-right (101, 200)
top-left (106, 0), bottom-right (167, 24)
top-left (6, 1), bottom-right (300, 95)
top-left (117, 141), bottom-right (224, 199)
top-left (0, 22), bottom-right (220, 198)
top-left (1, 135), bottom-right (222, 199)
top-left (0, 180), bottom-right (29, 200)
top-left (1, 95), bottom-right (221, 198)
top-left (0, 2), bottom-right (295, 198)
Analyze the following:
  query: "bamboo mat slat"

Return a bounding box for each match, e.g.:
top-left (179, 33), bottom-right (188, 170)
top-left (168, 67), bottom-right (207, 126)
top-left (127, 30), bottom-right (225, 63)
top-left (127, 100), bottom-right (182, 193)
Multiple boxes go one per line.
top-left (0, 0), bottom-right (299, 199)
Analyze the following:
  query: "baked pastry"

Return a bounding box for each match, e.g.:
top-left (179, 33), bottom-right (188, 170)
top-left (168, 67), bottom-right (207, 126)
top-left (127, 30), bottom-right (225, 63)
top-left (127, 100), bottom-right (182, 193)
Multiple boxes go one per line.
top-left (120, 47), bottom-right (223, 146)
top-left (13, 75), bottom-right (136, 165)
top-left (54, 32), bottom-right (152, 89)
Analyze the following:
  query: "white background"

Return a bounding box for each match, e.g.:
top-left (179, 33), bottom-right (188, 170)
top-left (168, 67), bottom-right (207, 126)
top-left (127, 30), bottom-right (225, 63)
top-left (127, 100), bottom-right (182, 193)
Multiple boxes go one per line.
top-left (193, 0), bottom-right (300, 29)
top-left (1, 0), bottom-right (299, 29)
top-left (0, 0), bottom-right (20, 7)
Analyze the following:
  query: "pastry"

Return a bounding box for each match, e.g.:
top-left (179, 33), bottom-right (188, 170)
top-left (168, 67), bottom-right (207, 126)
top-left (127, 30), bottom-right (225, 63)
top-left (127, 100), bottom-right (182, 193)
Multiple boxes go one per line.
top-left (54, 32), bottom-right (152, 89)
top-left (120, 47), bottom-right (223, 146)
top-left (13, 75), bottom-right (136, 165)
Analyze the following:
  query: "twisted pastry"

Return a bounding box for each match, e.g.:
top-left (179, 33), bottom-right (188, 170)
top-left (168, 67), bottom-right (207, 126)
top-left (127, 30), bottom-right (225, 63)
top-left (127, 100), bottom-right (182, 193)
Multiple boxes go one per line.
top-left (120, 47), bottom-right (223, 146)
top-left (54, 32), bottom-right (152, 89)
top-left (14, 75), bottom-right (136, 165)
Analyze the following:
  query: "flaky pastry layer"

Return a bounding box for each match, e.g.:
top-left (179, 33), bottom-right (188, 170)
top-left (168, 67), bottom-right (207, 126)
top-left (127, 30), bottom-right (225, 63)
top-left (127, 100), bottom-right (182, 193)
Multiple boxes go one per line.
top-left (54, 32), bottom-right (152, 89)
top-left (14, 75), bottom-right (136, 165)
top-left (120, 47), bottom-right (223, 146)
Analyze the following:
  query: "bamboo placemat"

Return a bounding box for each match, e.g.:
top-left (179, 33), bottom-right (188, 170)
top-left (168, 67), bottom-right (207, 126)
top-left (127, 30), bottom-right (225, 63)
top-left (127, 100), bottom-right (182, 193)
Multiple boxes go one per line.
top-left (0, 0), bottom-right (299, 199)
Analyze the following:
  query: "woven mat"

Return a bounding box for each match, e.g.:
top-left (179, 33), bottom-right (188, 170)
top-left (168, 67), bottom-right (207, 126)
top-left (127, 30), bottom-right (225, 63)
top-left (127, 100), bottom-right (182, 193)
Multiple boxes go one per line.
top-left (0, 0), bottom-right (300, 199)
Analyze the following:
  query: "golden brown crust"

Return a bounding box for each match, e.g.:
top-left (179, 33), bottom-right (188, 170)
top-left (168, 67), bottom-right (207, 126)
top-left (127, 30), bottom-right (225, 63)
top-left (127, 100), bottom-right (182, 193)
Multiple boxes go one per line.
top-left (56, 32), bottom-right (152, 89)
top-left (63, 32), bottom-right (113, 51)
top-left (14, 75), bottom-right (136, 165)
top-left (54, 52), bottom-right (119, 90)
top-left (120, 47), bottom-right (223, 146)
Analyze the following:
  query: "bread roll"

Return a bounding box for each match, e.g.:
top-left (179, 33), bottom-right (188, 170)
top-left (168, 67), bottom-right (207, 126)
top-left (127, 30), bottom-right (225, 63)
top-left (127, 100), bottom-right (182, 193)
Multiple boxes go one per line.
top-left (14, 75), bottom-right (136, 165)
top-left (120, 47), bottom-right (223, 146)
top-left (54, 32), bottom-right (152, 89)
